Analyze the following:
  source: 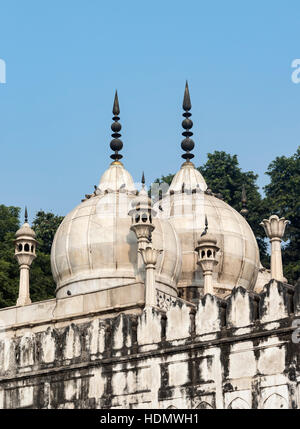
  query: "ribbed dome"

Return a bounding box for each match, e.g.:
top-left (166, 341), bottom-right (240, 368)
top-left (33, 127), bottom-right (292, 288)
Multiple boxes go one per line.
top-left (15, 222), bottom-right (36, 239)
top-left (97, 161), bottom-right (136, 193)
top-left (51, 165), bottom-right (181, 299)
top-left (155, 164), bottom-right (260, 298)
top-left (169, 161), bottom-right (207, 193)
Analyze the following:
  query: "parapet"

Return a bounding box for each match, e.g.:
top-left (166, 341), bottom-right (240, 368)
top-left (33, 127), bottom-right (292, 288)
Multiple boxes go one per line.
top-left (0, 280), bottom-right (297, 357)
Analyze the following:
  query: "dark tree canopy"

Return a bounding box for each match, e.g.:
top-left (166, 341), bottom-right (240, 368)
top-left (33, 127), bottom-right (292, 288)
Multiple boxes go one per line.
top-left (198, 151), bottom-right (269, 262)
top-left (0, 208), bottom-right (63, 308)
top-left (33, 211), bottom-right (64, 254)
top-left (264, 147), bottom-right (300, 283)
top-left (0, 148), bottom-right (299, 308)
top-left (154, 151), bottom-right (269, 261)
top-left (0, 205), bottom-right (20, 307)
top-left (30, 211), bottom-right (64, 303)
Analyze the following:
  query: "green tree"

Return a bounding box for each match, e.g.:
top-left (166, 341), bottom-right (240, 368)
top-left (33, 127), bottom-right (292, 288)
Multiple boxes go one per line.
top-left (198, 151), bottom-right (268, 261)
top-left (154, 173), bottom-right (175, 188)
top-left (0, 207), bottom-right (64, 308)
top-left (33, 211), bottom-right (64, 254)
top-left (0, 205), bottom-right (20, 308)
top-left (264, 147), bottom-right (300, 283)
top-left (154, 151), bottom-right (268, 261)
top-left (30, 211), bottom-right (64, 301)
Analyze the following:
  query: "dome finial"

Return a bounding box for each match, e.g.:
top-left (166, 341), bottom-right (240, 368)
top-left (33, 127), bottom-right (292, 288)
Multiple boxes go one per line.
top-left (195, 217), bottom-right (220, 296)
top-left (141, 171), bottom-right (145, 187)
top-left (183, 80), bottom-right (192, 111)
top-left (110, 90), bottom-right (123, 163)
top-left (181, 81), bottom-right (195, 162)
top-left (25, 206), bottom-right (28, 223)
top-left (113, 90), bottom-right (120, 116)
top-left (240, 185), bottom-right (249, 217)
top-left (201, 214), bottom-right (208, 237)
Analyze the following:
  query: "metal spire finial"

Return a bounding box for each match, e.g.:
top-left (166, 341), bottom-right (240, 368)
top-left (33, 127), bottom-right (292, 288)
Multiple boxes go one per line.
top-left (183, 80), bottom-right (192, 111)
top-left (201, 215), bottom-right (208, 237)
top-left (112, 90), bottom-right (120, 116)
top-left (141, 171), bottom-right (145, 186)
top-left (240, 185), bottom-right (249, 217)
top-left (181, 81), bottom-right (195, 162)
top-left (110, 90), bottom-right (123, 162)
top-left (24, 206), bottom-right (28, 223)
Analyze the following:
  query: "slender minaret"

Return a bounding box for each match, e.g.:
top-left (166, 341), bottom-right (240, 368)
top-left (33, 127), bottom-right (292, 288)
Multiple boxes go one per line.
top-left (168, 81), bottom-right (207, 195)
top-left (129, 174), bottom-right (156, 251)
top-left (110, 90), bottom-right (123, 164)
top-left (140, 246), bottom-right (160, 307)
top-left (181, 81), bottom-right (195, 163)
top-left (201, 214), bottom-right (208, 237)
top-left (129, 174), bottom-right (160, 307)
top-left (240, 185), bottom-right (249, 217)
top-left (195, 217), bottom-right (220, 295)
top-left (260, 215), bottom-right (289, 282)
top-left (14, 208), bottom-right (37, 306)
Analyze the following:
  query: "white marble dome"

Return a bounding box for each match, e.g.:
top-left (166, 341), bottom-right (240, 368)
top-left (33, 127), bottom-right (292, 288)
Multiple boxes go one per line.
top-left (169, 161), bottom-right (207, 192)
top-left (51, 162), bottom-right (181, 299)
top-left (155, 162), bottom-right (260, 298)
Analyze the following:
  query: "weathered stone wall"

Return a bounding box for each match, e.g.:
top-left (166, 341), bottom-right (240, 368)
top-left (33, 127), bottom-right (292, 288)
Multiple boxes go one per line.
top-left (0, 280), bottom-right (299, 409)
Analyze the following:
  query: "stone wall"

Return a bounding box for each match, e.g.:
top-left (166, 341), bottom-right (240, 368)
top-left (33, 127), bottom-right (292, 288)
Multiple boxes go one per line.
top-left (0, 280), bottom-right (299, 409)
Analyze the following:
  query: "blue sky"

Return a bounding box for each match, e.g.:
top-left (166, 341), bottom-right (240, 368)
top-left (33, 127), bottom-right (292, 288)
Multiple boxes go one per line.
top-left (0, 0), bottom-right (299, 220)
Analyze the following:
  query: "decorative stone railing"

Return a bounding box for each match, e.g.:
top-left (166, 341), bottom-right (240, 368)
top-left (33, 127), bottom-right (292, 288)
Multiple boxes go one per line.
top-left (156, 289), bottom-right (178, 311)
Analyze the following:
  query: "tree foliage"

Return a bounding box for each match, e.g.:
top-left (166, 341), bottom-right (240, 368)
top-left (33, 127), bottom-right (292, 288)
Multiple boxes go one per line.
top-left (30, 211), bottom-right (64, 302)
top-left (0, 205), bottom-right (20, 308)
top-left (264, 147), bottom-right (300, 283)
top-left (155, 151), bottom-right (269, 261)
top-left (198, 151), bottom-right (268, 261)
top-left (0, 148), bottom-right (299, 309)
top-left (0, 208), bottom-right (63, 308)
top-left (33, 211), bottom-right (64, 254)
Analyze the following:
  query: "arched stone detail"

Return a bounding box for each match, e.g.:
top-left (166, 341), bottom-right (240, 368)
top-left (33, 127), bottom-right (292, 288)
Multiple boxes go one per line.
top-left (195, 401), bottom-right (213, 409)
top-left (263, 393), bottom-right (288, 409)
top-left (227, 397), bottom-right (250, 409)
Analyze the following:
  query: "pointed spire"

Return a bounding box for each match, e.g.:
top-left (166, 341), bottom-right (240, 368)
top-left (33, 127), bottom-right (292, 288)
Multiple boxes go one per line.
top-left (240, 185), bottom-right (249, 217)
top-left (181, 81), bottom-right (195, 162)
top-left (24, 206), bottom-right (28, 223)
top-left (201, 215), bottom-right (208, 237)
top-left (112, 90), bottom-right (120, 116)
top-left (183, 81), bottom-right (192, 111)
top-left (110, 90), bottom-right (123, 162)
top-left (139, 172), bottom-right (147, 195)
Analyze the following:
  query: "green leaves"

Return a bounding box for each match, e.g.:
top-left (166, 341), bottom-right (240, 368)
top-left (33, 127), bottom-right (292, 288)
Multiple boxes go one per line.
top-left (0, 207), bottom-right (64, 308)
top-left (197, 151), bottom-right (269, 262)
top-left (30, 211), bottom-right (64, 303)
top-left (0, 205), bottom-right (20, 307)
top-left (154, 148), bottom-right (300, 281)
top-left (33, 211), bottom-right (64, 254)
top-left (264, 147), bottom-right (300, 283)
top-left (0, 147), bottom-right (299, 309)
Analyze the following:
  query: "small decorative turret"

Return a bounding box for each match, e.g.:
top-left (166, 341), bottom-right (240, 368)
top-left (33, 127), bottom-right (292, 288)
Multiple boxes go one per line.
top-left (140, 246), bottom-right (161, 307)
top-left (129, 173), bottom-right (156, 250)
top-left (14, 208), bottom-right (37, 306)
top-left (181, 81), bottom-right (195, 163)
top-left (201, 214), bottom-right (208, 237)
top-left (240, 185), bottom-right (249, 217)
top-left (110, 91), bottom-right (123, 163)
top-left (129, 174), bottom-right (160, 307)
top-left (260, 215), bottom-right (289, 282)
top-left (195, 218), bottom-right (219, 295)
